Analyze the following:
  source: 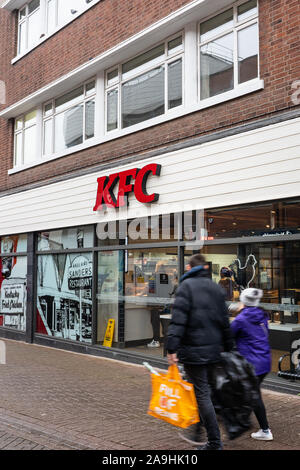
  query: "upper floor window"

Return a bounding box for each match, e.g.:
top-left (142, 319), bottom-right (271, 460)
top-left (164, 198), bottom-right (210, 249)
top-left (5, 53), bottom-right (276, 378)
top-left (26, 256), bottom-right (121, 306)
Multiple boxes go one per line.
top-left (18, 0), bottom-right (41, 54)
top-left (105, 34), bottom-right (184, 132)
top-left (14, 110), bottom-right (37, 166)
top-left (46, 0), bottom-right (94, 34)
top-left (43, 80), bottom-right (96, 156)
top-left (199, 0), bottom-right (259, 100)
top-left (9, 1), bottom-right (263, 172)
top-left (16, 0), bottom-right (98, 57)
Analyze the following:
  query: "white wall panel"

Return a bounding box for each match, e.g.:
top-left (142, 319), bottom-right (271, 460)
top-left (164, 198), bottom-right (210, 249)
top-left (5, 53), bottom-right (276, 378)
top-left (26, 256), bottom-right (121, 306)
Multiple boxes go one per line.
top-left (0, 117), bottom-right (300, 235)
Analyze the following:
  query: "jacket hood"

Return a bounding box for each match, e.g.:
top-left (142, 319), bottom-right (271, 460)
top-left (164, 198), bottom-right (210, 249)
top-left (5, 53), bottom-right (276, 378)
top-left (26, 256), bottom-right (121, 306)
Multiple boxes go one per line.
top-left (180, 265), bottom-right (209, 282)
top-left (241, 306), bottom-right (268, 324)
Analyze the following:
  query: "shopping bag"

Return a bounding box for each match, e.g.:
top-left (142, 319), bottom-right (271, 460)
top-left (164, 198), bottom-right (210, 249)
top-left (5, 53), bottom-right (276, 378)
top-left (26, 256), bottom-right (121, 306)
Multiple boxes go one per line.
top-left (147, 364), bottom-right (200, 428)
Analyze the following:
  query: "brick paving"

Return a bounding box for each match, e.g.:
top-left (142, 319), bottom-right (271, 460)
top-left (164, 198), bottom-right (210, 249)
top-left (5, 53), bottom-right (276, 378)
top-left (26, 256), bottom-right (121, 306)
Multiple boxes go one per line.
top-left (0, 339), bottom-right (299, 451)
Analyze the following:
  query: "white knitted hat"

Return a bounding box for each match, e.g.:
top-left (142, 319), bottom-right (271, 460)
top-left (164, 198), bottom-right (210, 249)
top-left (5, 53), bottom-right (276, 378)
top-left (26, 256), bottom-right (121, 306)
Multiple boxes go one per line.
top-left (240, 288), bottom-right (263, 307)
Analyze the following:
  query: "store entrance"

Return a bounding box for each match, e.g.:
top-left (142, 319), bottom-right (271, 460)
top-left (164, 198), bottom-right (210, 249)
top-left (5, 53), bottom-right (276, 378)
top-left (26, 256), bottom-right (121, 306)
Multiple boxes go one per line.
top-left (124, 248), bottom-right (178, 357)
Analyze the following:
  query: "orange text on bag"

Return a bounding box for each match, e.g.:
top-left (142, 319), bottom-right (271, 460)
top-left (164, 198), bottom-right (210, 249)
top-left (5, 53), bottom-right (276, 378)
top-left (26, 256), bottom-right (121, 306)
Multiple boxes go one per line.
top-left (147, 364), bottom-right (200, 428)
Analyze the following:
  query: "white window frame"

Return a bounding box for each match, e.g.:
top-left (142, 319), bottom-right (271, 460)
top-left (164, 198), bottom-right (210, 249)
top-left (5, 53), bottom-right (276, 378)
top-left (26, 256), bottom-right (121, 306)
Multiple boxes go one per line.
top-left (14, 0), bottom-right (100, 63)
top-left (17, 0), bottom-right (41, 55)
top-left (7, 0), bottom-right (265, 174)
top-left (14, 109), bottom-right (38, 166)
top-left (45, 0), bottom-right (58, 34)
top-left (104, 32), bottom-right (185, 134)
top-left (42, 79), bottom-right (96, 157)
top-left (198, 0), bottom-right (260, 101)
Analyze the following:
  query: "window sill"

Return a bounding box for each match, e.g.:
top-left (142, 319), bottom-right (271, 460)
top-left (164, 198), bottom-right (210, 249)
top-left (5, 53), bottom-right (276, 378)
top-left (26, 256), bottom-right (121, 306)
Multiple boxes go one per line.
top-left (8, 78), bottom-right (264, 175)
top-left (10, 0), bottom-right (101, 65)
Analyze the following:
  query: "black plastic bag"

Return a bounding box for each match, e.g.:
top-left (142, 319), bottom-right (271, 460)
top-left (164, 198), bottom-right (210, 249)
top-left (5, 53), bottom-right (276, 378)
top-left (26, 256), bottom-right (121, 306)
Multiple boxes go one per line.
top-left (211, 351), bottom-right (260, 440)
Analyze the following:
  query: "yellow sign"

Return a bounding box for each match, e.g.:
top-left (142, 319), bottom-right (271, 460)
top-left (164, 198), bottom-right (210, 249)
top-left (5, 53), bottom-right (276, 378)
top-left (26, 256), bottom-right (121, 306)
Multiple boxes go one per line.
top-left (103, 319), bottom-right (115, 347)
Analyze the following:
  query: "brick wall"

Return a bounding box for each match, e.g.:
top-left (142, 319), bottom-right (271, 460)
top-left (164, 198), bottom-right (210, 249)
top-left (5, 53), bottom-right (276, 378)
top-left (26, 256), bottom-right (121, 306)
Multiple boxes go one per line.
top-left (0, 0), bottom-right (299, 193)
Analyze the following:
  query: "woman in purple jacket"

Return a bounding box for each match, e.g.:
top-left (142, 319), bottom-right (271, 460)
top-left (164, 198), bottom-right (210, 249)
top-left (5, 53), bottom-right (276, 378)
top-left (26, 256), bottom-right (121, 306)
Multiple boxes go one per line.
top-left (230, 288), bottom-right (273, 441)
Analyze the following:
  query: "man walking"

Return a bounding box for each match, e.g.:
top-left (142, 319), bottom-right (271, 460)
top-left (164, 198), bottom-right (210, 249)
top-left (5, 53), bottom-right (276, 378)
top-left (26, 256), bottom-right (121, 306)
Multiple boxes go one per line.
top-left (166, 254), bottom-right (234, 450)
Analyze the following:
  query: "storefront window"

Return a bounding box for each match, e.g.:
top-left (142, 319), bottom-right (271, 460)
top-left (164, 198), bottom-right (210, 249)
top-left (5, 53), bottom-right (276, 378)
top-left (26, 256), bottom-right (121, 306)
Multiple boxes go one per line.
top-left (124, 248), bottom-right (178, 357)
top-left (97, 251), bottom-right (124, 345)
top-left (184, 244), bottom-right (240, 300)
top-left (96, 214), bottom-right (180, 246)
top-left (38, 225), bottom-right (94, 251)
top-left (0, 234), bottom-right (28, 331)
top-left (205, 199), bottom-right (300, 239)
top-left (36, 252), bottom-right (93, 343)
top-left (185, 239), bottom-right (300, 373)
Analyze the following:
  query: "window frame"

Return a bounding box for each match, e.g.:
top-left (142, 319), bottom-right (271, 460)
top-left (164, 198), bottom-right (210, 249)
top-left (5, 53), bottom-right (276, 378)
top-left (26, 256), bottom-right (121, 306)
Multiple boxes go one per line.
top-left (104, 31), bottom-right (185, 134)
top-left (8, 1), bottom-right (265, 174)
top-left (15, 0), bottom-right (100, 61)
top-left (14, 109), bottom-right (38, 166)
top-left (42, 79), bottom-right (96, 157)
top-left (17, 0), bottom-right (41, 55)
top-left (198, 0), bottom-right (259, 101)
top-left (46, 0), bottom-right (58, 34)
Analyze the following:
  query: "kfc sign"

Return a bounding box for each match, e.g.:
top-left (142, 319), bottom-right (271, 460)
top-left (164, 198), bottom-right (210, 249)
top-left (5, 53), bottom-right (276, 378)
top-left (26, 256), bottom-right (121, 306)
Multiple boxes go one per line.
top-left (93, 163), bottom-right (161, 211)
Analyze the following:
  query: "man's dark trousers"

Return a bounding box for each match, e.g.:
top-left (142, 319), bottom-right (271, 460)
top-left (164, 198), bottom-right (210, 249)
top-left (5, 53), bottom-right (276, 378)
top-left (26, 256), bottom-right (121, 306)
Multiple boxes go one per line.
top-left (184, 363), bottom-right (221, 448)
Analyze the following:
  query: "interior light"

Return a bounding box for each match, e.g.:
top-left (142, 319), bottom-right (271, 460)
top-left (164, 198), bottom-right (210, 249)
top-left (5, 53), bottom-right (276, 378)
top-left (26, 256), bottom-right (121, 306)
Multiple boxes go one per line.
top-left (265, 225), bottom-right (270, 228)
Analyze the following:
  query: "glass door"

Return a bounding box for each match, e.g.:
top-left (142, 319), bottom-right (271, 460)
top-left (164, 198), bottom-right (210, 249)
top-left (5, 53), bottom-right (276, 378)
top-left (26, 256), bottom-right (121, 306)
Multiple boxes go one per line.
top-left (97, 251), bottom-right (124, 346)
top-left (124, 247), bottom-right (178, 357)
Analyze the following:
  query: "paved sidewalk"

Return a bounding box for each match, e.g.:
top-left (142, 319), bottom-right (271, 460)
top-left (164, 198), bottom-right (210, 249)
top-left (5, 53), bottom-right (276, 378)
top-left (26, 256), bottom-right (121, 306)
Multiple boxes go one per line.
top-left (0, 339), bottom-right (299, 451)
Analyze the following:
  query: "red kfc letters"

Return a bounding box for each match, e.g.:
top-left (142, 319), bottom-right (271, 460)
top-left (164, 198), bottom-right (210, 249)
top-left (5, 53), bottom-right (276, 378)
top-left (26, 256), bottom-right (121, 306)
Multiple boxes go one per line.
top-left (93, 163), bottom-right (161, 211)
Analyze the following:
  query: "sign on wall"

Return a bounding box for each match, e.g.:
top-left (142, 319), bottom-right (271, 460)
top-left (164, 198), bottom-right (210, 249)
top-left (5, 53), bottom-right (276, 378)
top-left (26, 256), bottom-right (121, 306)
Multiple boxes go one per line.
top-left (68, 255), bottom-right (92, 290)
top-left (0, 283), bottom-right (25, 315)
top-left (93, 163), bottom-right (161, 211)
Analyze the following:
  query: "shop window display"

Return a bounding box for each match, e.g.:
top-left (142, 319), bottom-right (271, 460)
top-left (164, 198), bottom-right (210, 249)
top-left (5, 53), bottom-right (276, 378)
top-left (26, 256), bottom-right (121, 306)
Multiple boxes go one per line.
top-left (97, 251), bottom-right (124, 344)
top-left (38, 225), bottom-right (94, 251)
top-left (205, 199), bottom-right (300, 239)
top-left (96, 214), bottom-right (179, 247)
top-left (185, 242), bottom-right (300, 322)
top-left (36, 252), bottom-right (93, 343)
top-left (124, 248), bottom-right (178, 356)
top-left (185, 240), bottom-right (300, 373)
top-left (0, 234), bottom-right (27, 331)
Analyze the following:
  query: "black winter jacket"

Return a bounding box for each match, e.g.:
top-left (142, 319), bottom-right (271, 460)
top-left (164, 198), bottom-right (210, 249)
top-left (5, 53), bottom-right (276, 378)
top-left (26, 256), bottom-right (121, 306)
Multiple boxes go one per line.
top-left (166, 266), bottom-right (234, 365)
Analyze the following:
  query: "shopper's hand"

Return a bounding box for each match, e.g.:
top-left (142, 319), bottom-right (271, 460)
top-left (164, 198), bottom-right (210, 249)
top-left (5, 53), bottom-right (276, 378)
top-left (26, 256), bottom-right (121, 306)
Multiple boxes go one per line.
top-left (167, 353), bottom-right (178, 365)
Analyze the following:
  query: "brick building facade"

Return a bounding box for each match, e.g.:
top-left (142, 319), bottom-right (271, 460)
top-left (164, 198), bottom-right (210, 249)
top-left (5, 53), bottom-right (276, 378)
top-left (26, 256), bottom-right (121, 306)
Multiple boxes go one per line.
top-left (0, 0), bottom-right (299, 376)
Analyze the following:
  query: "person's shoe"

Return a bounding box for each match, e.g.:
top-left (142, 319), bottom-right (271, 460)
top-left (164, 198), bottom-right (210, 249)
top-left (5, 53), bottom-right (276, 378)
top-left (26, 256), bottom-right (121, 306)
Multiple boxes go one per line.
top-left (147, 340), bottom-right (160, 348)
top-left (251, 429), bottom-right (273, 441)
top-left (197, 442), bottom-right (223, 450)
top-left (178, 423), bottom-right (206, 446)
